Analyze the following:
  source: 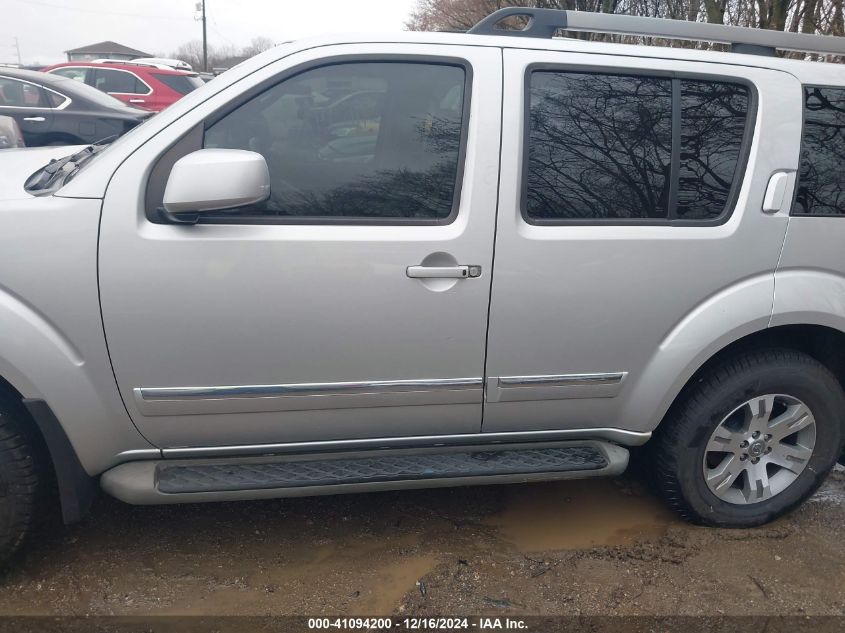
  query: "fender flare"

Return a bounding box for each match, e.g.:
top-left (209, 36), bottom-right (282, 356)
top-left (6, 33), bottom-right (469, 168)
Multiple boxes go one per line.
top-left (22, 399), bottom-right (95, 524)
top-left (616, 274), bottom-right (776, 433)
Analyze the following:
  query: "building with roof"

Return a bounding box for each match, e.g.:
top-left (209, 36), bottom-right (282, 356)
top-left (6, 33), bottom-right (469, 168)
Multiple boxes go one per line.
top-left (65, 41), bottom-right (151, 62)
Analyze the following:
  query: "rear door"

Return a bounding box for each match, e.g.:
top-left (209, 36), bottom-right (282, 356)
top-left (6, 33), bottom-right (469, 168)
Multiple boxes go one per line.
top-left (483, 49), bottom-right (802, 437)
top-left (98, 44), bottom-right (502, 449)
top-left (92, 68), bottom-right (152, 109)
top-left (0, 76), bottom-right (54, 144)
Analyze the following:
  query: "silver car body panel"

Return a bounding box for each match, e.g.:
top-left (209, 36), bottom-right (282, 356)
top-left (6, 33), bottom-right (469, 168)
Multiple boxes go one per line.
top-left (771, 219), bottom-right (845, 332)
top-left (0, 193), bottom-right (154, 474)
top-left (0, 30), bottom-right (840, 477)
top-left (482, 48), bottom-right (802, 436)
top-left (97, 43), bottom-right (502, 448)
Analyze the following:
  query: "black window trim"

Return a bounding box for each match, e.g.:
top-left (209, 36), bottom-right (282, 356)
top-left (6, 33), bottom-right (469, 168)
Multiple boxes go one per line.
top-left (520, 63), bottom-right (758, 227)
top-left (178, 54), bottom-right (475, 227)
top-left (790, 82), bottom-right (845, 218)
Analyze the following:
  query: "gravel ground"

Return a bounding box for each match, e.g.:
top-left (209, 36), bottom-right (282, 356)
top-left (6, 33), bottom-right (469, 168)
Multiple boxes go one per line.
top-left (0, 464), bottom-right (843, 617)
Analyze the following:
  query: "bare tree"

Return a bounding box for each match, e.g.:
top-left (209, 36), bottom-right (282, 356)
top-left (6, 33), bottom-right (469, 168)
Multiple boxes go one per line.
top-left (406, 0), bottom-right (845, 53)
top-left (169, 36), bottom-right (275, 71)
top-left (242, 36), bottom-right (276, 58)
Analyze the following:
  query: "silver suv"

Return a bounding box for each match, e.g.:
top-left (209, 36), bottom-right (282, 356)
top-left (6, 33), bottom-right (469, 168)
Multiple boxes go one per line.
top-left (1, 9), bottom-right (844, 563)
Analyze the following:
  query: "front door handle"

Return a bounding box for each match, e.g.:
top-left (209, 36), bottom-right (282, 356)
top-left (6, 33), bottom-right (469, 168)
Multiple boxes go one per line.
top-left (23, 116), bottom-right (45, 122)
top-left (406, 265), bottom-right (482, 279)
top-left (128, 99), bottom-right (146, 104)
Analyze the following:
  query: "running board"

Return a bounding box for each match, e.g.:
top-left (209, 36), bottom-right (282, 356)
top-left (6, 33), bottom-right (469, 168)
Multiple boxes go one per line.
top-left (100, 440), bottom-right (628, 505)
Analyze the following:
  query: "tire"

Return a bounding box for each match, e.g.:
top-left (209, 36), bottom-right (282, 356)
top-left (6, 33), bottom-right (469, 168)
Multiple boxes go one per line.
top-left (0, 402), bottom-right (41, 564)
top-left (654, 349), bottom-right (845, 527)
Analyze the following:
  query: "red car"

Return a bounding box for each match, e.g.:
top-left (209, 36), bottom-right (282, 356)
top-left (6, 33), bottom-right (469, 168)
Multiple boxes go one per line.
top-left (40, 61), bottom-right (204, 112)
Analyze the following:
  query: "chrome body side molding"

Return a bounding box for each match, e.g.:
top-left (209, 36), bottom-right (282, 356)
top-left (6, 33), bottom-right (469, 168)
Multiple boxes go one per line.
top-left (159, 427), bottom-right (651, 460)
top-left (133, 378), bottom-right (483, 416)
top-left (487, 372), bottom-right (628, 403)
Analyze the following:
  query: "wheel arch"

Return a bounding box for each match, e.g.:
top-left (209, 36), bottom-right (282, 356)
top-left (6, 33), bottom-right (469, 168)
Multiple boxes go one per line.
top-left (0, 284), bottom-right (154, 521)
top-left (0, 374), bottom-right (95, 524)
top-left (619, 268), bottom-right (845, 435)
top-left (651, 323), bottom-right (845, 436)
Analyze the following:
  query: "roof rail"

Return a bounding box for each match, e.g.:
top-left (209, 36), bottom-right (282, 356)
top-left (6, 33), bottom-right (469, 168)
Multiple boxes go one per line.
top-left (468, 8), bottom-right (845, 57)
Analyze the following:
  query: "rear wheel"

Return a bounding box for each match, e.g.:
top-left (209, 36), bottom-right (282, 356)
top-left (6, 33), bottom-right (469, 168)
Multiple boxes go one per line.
top-left (655, 349), bottom-right (845, 527)
top-left (0, 403), bottom-right (41, 564)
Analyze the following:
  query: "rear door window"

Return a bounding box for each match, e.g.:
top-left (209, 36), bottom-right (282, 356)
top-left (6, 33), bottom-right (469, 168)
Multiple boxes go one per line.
top-left (793, 86), bottom-right (845, 216)
top-left (0, 78), bottom-right (49, 107)
top-left (94, 69), bottom-right (148, 95)
top-left (525, 70), bottom-right (752, 224)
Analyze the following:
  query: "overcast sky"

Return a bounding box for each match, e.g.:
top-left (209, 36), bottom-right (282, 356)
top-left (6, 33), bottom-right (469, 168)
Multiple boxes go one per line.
top-left (1, 0), bottom-right (420, 65)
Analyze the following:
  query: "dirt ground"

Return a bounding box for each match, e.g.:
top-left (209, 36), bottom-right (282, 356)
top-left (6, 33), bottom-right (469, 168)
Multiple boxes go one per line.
top-left (0, 463), bottom-right (843, 618)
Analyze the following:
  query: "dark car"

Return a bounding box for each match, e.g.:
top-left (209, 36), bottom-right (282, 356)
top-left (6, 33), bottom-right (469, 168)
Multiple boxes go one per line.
top-left (0, 68), bottom-right (152, 147)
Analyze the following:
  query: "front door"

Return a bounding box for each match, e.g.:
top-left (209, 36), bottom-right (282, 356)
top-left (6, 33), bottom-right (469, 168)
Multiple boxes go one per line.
top-left (484, 48), bottom-right (802, 437)
top-left (98, 44), bottom-right (502, 449)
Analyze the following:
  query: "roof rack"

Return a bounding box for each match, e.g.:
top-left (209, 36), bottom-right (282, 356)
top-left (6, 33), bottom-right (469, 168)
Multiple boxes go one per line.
top-left (92, 58), bottom-right (170, 69)
top-left (468, 8), bottom-right (845, 57)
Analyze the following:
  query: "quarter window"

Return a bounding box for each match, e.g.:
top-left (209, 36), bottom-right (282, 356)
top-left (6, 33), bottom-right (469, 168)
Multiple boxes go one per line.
top-left (154, 73), bottom-right (203, 95)
top-left (793, 86), bottom-right (845, 216)
top-left (203, 61), bottom-right (468, 222)
top-left (525, 71), bottom-right (751, 223)
top-left (677, 80), bottom-right (750, 220)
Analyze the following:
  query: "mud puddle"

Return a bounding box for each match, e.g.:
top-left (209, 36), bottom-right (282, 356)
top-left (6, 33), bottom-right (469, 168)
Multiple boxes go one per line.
top-left (485, 478), bottom-right (677, 552)
top-left (2, 471), bottom-right (844, 616)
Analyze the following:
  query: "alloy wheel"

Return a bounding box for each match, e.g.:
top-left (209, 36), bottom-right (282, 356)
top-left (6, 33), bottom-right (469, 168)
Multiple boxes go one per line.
top-left (703, 394), bottom-right (816, 505)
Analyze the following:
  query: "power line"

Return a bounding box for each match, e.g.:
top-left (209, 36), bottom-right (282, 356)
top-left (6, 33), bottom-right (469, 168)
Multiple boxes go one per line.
top-left (9, 0), bottom-right (194, 21)
top-left (207, 4), bottom-right (236, 46)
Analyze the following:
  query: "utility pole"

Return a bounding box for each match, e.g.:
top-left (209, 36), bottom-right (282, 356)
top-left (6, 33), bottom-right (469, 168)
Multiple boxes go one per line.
top-left (14, 37), bottom-right (21, 66)
top-left (196, 1), bottom-right (207, 72)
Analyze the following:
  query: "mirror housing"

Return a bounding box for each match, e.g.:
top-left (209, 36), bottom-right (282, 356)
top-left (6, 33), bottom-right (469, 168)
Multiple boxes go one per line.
top-left (161, 149), bottom-right (270, 223)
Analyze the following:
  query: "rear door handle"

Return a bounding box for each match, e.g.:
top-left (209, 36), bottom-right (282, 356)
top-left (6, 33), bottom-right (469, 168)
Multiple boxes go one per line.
top-left (23, 116), bottom-right (45, 122)
top-left (406, 265), bottom-right (482, 279)
top-left (129, 99), bottom-right (146, 104)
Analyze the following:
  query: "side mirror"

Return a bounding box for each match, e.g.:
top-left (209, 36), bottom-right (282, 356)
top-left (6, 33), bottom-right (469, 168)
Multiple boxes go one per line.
top-left (160, 148), bottom-right (270, 224)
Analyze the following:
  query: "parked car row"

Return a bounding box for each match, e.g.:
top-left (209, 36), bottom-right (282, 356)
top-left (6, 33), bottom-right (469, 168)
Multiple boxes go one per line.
top-left (0, 68), bottom-right (153, 147)
top-left (0, 57), bottom-right (205, 148)
top-left (41, 61), bottom-right (204, 112)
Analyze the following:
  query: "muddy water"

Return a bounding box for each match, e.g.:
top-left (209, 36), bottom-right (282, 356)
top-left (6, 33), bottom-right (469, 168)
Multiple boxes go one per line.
top-left (485, 479), bottom-right (677, 552)
top-left (152, 531), bottom-right (436, 615)
top-left (2, 473), bottom-right (844, 616)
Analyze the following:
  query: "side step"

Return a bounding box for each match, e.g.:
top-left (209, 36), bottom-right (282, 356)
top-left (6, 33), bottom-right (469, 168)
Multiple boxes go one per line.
top-left (100, 440), bottom-right (628, 505)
